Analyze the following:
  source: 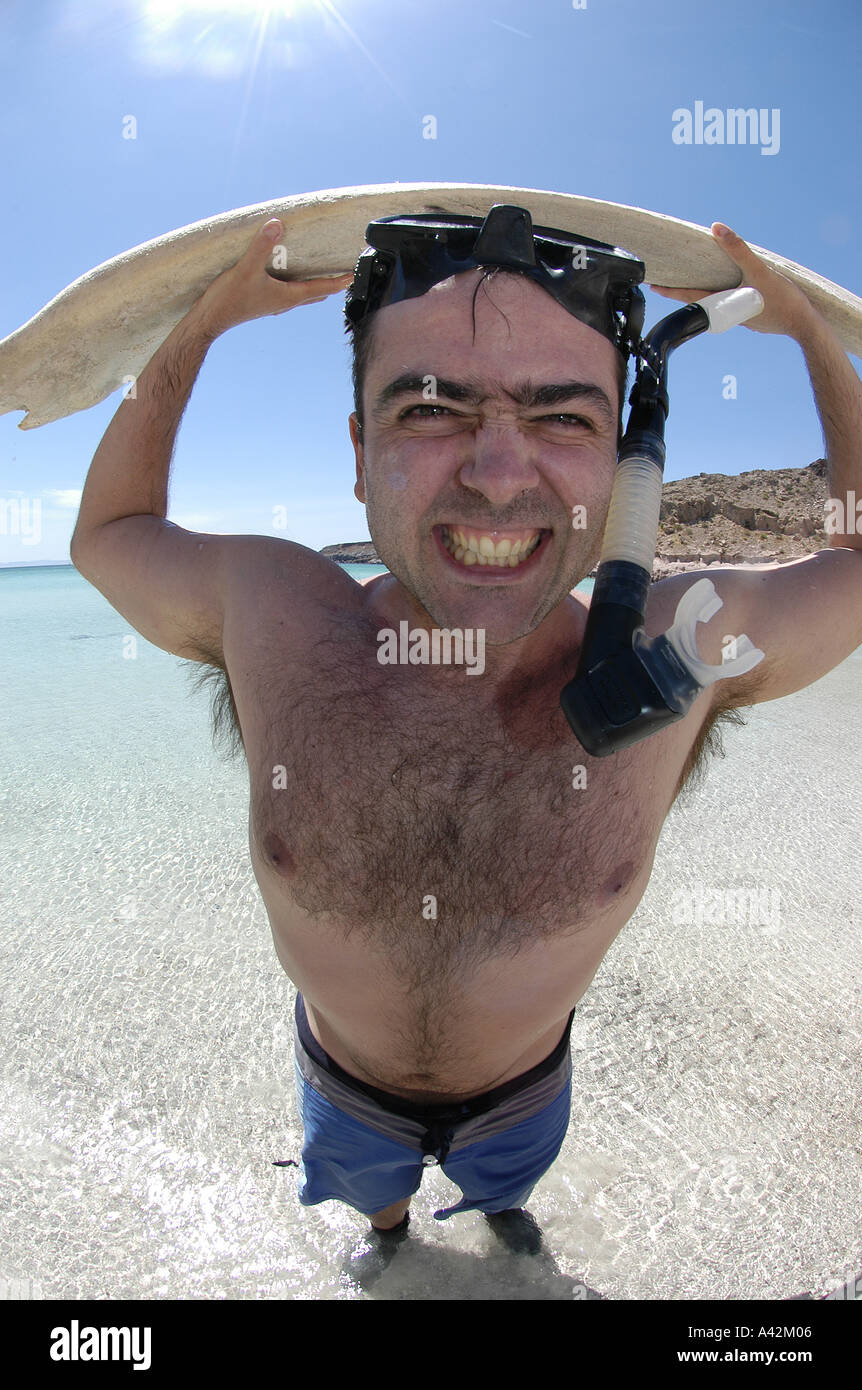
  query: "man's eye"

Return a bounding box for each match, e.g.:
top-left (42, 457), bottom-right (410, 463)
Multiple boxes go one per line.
top-left (536, 413), bottom-right (594, 430)
top-left (399, 404), bottom-right (454, 419)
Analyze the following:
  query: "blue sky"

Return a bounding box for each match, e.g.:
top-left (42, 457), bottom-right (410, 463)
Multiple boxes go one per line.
top-left (1, 0), bottom-right (860, 564)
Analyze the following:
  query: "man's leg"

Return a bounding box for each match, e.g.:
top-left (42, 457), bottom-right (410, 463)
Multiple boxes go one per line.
top-left (435, 1076), bottom-right (573, 1222)
top-left (368, 1195), bottom-right (411, 1232)
top-left (294, 1051), bottom-right (424, 1231)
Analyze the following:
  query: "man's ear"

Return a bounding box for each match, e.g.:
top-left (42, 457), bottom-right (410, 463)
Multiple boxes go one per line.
top-left (349, 412), bottom-right (366, 503)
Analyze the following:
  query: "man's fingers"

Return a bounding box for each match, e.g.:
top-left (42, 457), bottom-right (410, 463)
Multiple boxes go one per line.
top-left (650, 225), bottom-right (812, 341)
top-left (240, 218), bottom-right (284, 261)
top-left (300, 273), bottom-right (355, 294)
top-left (649, 285), bottom-right (707, 301)
top-left (293, 276), bottom-right (355, 306)
top-left (712, 222), bottom-right (749, 249)
top-left (651, 225), bottom-right (751, 296)
top-left (254, 216), bottom-right (354, 297)
top-left (712, 222), bottom-right (760, 267)
top-left (265, 265), bottom-right (353, 296)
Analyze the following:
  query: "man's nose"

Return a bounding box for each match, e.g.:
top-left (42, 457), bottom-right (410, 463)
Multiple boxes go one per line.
top-left (457, 420), bottom-right (541, 506)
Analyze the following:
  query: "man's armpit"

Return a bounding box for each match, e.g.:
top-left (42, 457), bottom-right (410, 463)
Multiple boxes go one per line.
top-left (670, 662), bottom-right (773, 806)
top-left (183, 654), bottom-right (245, 762)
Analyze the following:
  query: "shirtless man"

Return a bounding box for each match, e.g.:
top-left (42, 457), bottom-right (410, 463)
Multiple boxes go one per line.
top-left (70, 210), bottom-right (862, 1248)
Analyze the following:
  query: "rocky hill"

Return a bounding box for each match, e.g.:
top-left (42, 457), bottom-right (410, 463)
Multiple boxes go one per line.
top-left (322, 459), bottom-right (831, 579)
top-left (651, 458), bottom-right (828, 577)
top-left (319, 540), bottom-right (381, 563)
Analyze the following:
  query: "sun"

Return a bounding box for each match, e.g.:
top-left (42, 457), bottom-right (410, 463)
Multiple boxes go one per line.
top-left (137, 0), bottom-right (376, 68)
top-left (133, 0), bottom-right (400, 104)
top-left (136, 0), bottom-right (328, 80)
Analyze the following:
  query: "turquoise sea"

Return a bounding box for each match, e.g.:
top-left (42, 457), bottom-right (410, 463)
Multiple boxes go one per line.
top-left (0, 562), bottom-right (859, 1300)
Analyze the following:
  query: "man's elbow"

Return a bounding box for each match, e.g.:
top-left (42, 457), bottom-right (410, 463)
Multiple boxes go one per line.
top-left (69, 524), bottom-right (105, 576)
top-left (69, 529), bottom-right (88, 569)
top-left (69, 530), bottom-right (85, 570)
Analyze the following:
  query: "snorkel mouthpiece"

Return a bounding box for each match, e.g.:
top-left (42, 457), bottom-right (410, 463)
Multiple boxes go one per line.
top-left (560, 286), bottom-right (766, 756)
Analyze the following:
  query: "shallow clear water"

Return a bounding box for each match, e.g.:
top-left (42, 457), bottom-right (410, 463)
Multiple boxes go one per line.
top-left (0, 564), bottom-right (859, 1300)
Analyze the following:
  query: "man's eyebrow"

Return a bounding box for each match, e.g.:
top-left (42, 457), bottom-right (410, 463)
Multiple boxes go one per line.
top-left (372, 374), bottom-right (482, 412)
top-left (506, 380), bottom-right (616, 423)
top-left (372, 373), bottom-right (616, 425)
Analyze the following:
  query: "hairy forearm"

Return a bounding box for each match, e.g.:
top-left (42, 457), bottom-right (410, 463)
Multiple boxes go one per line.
top-left (71, 300), bottom-right (218, 547)
top-left (796, 309), bottom-right (862, 550)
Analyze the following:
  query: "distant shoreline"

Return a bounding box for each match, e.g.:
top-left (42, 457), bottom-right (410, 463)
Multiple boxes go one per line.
top-left (2, 460), bottom-right (829, 576)
top-left (0, 561), bottom-right (75, 570)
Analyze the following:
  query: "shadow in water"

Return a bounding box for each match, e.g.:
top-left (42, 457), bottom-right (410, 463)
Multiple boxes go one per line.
top-left (340, 1208), bottom-right (606, 1300)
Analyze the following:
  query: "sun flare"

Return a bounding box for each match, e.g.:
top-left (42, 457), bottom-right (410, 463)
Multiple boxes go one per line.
top-left (131, 0), bottom-right (400, 115)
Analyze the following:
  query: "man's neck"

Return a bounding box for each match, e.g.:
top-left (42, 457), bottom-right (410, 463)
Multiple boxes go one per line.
top-left (361, 573), bottom-right (586, 692)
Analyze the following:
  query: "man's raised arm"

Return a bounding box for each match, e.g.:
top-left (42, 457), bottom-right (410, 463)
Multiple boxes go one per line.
top-left (651, 222), bottom-right (862, 705)
top-left (70, 217), bottom-right (351, 662)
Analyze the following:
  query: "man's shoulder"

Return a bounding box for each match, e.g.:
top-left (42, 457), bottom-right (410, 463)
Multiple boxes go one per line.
top-left (223, 534), bottom-right (366, 604)
top-left (215, 535), bottom-right (376, 662)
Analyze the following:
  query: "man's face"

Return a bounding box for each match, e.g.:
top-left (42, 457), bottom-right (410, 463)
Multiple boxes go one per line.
top-left (350, 268), bottom-right (621, 645)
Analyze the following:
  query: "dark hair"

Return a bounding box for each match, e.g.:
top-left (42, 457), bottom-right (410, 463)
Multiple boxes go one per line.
top-left (344, 267), bottom-right (629, 446)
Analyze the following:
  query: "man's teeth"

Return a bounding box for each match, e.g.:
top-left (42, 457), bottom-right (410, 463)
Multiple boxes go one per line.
top-left (440, 526), bottom-right (543, 567)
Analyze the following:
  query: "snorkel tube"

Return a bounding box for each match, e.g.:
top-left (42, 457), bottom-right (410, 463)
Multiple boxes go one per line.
top-left (559, 286), bottom-right (767, 756)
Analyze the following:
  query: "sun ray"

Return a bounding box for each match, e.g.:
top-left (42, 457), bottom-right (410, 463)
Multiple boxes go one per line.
top-left (225, 3), bottom-right (278, 188)
top-left (311, 0), bottom-right (409, 107)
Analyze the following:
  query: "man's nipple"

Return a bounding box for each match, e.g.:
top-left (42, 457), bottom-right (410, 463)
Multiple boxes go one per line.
top-left (598, 859), bottom-right (637, 900)
top-left (263, 830), bottom-right (295, 876)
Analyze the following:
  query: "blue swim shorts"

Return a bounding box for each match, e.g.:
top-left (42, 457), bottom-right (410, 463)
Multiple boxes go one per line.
top-left (292, 992), bottom-right (574, 1221)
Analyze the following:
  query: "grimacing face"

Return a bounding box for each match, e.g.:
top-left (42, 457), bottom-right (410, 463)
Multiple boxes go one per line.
top-left (349, 268), bottom-right (622, 647)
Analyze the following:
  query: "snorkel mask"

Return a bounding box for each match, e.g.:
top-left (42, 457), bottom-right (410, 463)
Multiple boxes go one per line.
top-left (346, 204), bottom-right (766, 756)
top-left (345, 205), bottom-right (647, 357)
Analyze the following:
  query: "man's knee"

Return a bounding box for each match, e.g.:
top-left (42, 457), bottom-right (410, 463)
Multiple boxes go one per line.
top-left (368, 1195), bottom-right (412, 1229)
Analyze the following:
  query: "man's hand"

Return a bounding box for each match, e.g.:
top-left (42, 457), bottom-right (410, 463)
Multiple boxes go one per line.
top-left (193, 217), bottom-right (353, 339)
top-left (651, 222), bottom-right (823, 342)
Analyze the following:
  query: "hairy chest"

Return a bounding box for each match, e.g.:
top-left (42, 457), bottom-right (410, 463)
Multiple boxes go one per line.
top-left (241, 627), bottom-right (665, 992)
